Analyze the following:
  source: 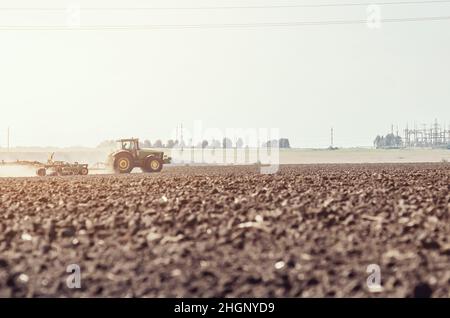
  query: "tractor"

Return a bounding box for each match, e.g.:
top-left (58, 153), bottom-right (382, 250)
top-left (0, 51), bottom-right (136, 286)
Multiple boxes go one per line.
top-left (108, 138), bottom-right (171, 174)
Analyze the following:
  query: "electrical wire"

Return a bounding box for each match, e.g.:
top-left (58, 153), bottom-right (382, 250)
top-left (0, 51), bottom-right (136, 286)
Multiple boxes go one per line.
top-left (0, 15), bottom-right (449, 30)
top-left (0, 0), bottom-right (450, 11)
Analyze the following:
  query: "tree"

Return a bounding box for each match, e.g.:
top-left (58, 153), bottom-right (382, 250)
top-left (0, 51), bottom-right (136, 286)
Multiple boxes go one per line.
top-left (143, 140), bottom-right (152, 148)
top-left (153, 139), bottom-right (163, 148)
top-left (201, 140), bottom-right (209, 149)
top-left (385, 133), bottom-right (396, 147)
top-left (395, 135), bottom-right (402, 147)
top-left (166, 139), bottom-right (176, 148)
top-left (262, 139), bottom-right (278, 148)
top-left (236, 138), bottom-right (244, 148)
top-left (373, 135), bottom-right (381, 148)
top-left (222, 137), bottom-right (233, 148)
top-left (279, 138), bottom-right (291, 148)
top-left (374, 133), bottom-right (402, 148)
top-left (210, 139), bottom-right (221, 149)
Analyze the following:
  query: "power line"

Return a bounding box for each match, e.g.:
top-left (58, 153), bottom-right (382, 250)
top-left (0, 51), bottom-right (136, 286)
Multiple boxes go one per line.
top-left (0, 1), bottom-right (450, 11)
top-left (0, 15), bottom-right (449, 30)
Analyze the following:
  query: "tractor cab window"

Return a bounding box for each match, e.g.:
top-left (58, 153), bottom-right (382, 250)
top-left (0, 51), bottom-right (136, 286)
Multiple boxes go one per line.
top-left (121, 141), bottom-right (138, 150)
top-left (121, 141), bottom-right (130, 150)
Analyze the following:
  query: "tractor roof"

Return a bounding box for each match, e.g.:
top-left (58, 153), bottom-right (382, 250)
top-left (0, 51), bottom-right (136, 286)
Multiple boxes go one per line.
top-left (116, 138), bottom-right (139, 142)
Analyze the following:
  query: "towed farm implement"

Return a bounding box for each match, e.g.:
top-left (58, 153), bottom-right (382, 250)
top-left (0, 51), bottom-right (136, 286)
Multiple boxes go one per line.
top-left (0, 153), bottom-right (89, 177)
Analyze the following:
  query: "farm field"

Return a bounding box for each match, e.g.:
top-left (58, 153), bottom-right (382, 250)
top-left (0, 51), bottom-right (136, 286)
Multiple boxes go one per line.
top-left (0, 148), bottom-right (449, 178)
top-left (0, 164), bottom-right (449, 297)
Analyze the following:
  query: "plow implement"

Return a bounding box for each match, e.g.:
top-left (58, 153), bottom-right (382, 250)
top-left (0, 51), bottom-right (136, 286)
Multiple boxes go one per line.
top-left (0, 153), bottom-right (89, 177)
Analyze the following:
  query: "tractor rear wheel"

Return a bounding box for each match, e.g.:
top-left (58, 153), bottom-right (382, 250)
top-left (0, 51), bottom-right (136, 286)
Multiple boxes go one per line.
top-left (113, 153), bottom-right (134, 174)
top-left (143, 156), bottom-right (163, 173)
top-left (80, 167), bottom-right (89, 175)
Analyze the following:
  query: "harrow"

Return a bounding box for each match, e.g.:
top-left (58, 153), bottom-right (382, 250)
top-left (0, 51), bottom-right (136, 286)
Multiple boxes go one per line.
top-left (0, 153), bottom-right (89, 177)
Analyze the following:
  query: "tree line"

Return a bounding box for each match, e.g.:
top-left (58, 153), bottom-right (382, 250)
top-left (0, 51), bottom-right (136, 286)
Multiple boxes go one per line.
top-left (373, 133), bottom-right (403, 149)
top-left (97, 138), bottom-right (291, 149)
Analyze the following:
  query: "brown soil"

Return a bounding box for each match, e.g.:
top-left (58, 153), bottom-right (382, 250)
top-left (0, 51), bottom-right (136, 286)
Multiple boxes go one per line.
top-left (0, 164), bottom-right (449, 297)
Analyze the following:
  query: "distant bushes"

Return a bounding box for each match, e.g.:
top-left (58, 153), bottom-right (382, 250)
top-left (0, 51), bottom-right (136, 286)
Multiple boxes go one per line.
top-left (373, 133), bottom-right (403, 149)
top-left (261, 138), bottom-right (291, 148)
top-left (98, 137), bottom-right (292, 149)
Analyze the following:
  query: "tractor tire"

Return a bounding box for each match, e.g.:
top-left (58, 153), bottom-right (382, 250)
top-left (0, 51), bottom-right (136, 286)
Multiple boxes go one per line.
top-left (143, 156), bottom-right (163, 173)
top-left (80, 167), bottom-right (89, 176)
top-left (113, 153), bottom-right (134, 174)
top-left (36, 168), bottom-right (46, 177)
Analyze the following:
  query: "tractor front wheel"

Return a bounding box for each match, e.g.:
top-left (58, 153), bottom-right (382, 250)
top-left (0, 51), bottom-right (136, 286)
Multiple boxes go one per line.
top-left (113, 154), bottom-right (134, 174)
top-left (143, 157), bottom-right (163, 173)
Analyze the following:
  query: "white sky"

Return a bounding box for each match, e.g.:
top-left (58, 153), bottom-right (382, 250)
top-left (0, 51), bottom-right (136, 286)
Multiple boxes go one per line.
top-left (0, 0), bottom-right (449, 148)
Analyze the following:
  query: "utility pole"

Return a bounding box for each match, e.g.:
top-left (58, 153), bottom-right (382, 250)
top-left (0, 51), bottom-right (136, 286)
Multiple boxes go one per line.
top-left (433, 118), bottom-right (439, 145)
top-left (7, 126), bottom-right (10, 151)
top-left (180, 123), bottom-right (184, 151)
top-left (405, 123), bottom-right (409, 147)
top-left (330, 127), bottom-right (334, 148)
top-left (422, 124), bottom-right (427, 145)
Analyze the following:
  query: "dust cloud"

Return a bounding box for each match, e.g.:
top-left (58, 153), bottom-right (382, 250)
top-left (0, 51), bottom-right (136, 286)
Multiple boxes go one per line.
top-left (0, 165), bottom-right (37, 177)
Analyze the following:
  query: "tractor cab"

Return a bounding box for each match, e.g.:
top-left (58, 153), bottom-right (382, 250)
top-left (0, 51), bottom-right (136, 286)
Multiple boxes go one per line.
top-left (117, 138), bottom-right (140, 151)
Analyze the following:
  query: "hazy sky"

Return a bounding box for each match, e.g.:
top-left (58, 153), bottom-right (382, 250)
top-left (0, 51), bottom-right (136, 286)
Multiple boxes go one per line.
top-left (0, 0), bottom-right (449, 148)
